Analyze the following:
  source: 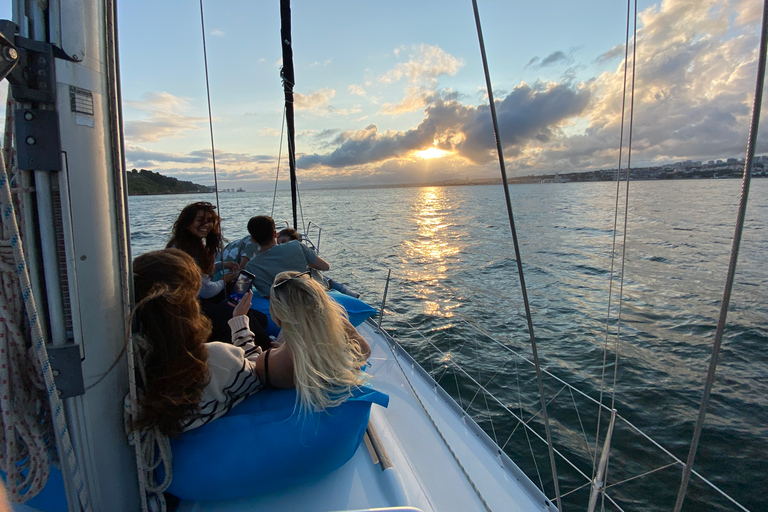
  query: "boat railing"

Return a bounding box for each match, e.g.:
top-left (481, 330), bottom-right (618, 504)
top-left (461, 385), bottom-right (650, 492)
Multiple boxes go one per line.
top-left (315, 236), bottom-right (751, 512)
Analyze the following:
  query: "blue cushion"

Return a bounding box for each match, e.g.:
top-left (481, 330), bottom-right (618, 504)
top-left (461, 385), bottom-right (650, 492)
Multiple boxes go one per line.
top-left (250, 291), bottom-right (376, 337)
top-left (165, 387), bottom-right (388, 501)
top-left (249, 296), bottom-right (281, 336)
top-left (1, 463), bottom-right (67, 512)
top-left (327, 290), bottom-right (377, 326)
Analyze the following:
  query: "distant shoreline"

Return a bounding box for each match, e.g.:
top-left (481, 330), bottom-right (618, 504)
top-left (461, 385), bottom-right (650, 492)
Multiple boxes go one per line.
top-left (310, 166), bottom-right (766, 192)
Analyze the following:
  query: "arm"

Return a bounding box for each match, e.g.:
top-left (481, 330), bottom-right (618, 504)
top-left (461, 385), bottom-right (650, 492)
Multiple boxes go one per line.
top-left (308, 256), bottom-right (330, 272)
top-left (199, 275), bottom-right (226, 299)
top-left (215, 260), bottom-right (240, 274)
top-left (239, 255), bottom-right (250, 268)
top-left (301, 242), bottom-right (330, 271)
top-left (229, 291), bottom-right (262, 356)
top-left (343, 318), bottom-right (371, 360)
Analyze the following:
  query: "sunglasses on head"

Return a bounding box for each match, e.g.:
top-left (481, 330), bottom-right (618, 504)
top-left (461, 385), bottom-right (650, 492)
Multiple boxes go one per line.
top-left (272, 270), bottom-right (311, 290)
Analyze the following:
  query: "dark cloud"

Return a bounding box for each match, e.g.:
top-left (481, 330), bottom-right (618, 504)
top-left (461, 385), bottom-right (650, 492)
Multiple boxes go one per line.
top-left (126, 146), bottom-right (275, 169)
top-left (525, 51), bottom-right (572, 69)
top-left (596, 44), bottom-right (625, 64)
top-left (297, 82), bottom-right (591, 169)
top-left (540, 51), bottom-right (569, 67)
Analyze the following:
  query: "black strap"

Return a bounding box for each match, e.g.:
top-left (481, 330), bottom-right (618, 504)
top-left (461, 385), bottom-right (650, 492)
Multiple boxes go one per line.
top-left (263, 348), bottom-right (272, 389)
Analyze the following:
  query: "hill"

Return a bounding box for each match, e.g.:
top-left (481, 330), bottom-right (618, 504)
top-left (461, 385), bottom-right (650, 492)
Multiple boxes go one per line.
top-left (126, 169), bottom-right (214, 196)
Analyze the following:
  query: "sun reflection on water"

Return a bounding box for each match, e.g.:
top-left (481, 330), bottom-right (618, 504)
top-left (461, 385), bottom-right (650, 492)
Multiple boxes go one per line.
top-left (402, 187), bottom-right (465, 320)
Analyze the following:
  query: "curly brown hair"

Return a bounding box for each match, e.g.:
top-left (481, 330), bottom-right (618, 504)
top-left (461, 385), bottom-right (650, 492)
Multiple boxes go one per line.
top-left (166, 202), bottom-right (223, 274)
top-left (132, 249), bottom-right (212, 437)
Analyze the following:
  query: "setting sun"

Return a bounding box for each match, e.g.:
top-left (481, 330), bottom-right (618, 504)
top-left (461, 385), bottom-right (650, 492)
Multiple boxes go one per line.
top-left (415, 147), bottom-right (449, 159)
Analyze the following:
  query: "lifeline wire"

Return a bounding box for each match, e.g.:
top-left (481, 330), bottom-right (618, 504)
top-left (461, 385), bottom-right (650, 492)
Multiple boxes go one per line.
top-left (673, 0), bottom-right (768, 509)
top-left (470, 1), bottom-right (561, 509)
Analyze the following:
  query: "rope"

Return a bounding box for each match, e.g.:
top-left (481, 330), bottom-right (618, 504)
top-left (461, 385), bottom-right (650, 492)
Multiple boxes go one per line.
top-left (0, 98), bottom-right (55, 503)
top-left (470, 1), bottom-right (561, 508)
top-left (125, 334), bottom-right (172, 512)
top-left (0, 99), bottom-right (91, 510)
top-left (198, 0), bottom-right (221, 221)
top-left (674, 1), bottom-right (768, 509)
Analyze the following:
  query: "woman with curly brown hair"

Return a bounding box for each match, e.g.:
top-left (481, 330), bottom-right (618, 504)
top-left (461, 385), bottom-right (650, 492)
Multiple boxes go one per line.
top-left (166, 201), bottom-right (237, 299)
top-left (132, 249), bottom-right (263, 436)
top-left (167, 202), bottom-right (270, 348)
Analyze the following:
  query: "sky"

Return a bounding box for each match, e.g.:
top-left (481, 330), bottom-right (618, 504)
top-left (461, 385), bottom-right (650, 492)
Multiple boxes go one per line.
top-left (2, 0), bottom-right (766, 190)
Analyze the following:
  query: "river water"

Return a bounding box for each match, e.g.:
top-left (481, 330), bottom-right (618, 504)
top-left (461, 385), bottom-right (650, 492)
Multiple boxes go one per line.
top-left (129, 178), bottom-right (767, 512)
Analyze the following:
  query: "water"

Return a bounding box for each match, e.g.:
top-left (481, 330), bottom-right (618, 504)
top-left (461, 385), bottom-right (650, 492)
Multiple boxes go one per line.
top-left (129, 179), bottom-right (768, 512)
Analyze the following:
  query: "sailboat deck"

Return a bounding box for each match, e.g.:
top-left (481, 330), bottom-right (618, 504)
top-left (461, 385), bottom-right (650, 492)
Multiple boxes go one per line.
top-left (179, 322), bottom-right (554, 512)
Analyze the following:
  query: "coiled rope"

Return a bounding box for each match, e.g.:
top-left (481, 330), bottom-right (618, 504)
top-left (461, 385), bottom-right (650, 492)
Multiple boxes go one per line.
top-left (125, 333), bottom-right (172, 512)
top-left (0, 98), bottom-right (91, 510)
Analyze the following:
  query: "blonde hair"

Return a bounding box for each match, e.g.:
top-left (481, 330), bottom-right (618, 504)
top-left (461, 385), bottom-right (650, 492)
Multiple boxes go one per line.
top-left (270, 271), bottom-right (369, 414)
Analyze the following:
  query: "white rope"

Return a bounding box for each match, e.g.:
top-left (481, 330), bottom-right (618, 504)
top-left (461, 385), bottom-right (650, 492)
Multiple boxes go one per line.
top-left (0, 96), bottom-right (54, 502)
top-left (125, 333), bottom-right (172, 512)
top-left (0, 97), bottom-right (91, 510)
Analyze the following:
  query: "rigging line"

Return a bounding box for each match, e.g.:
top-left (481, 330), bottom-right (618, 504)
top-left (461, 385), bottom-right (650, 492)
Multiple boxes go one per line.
top-left (602, 3), bottom-right (639, 502)
top-left (271, 107), bottom-right (287, 218)
top-left (604, 462), bottom-right (677, 491)
top-left (674, 1), bottom-right (768, 510)
top-left (611, 0), bottom-right (638, 416)
top-left (296, 179), bottom-right (306, 234)
top-left (602, 493), bottom-right (629, 512)
top-left (514, 358), bottom-right (545, 492)
top-left (380, 283), bottom-right (750, 510)
top-left (569, 387), bottom-right (594, 463)
top-left (389, 305), bottom-right (736, 496)
top-left (393, 318), bottom-right (595, 485)
top-left (470, 1), bottom-right (561, 508)
top-left (198, 0), bottom-right (221, 229)
top-left (382, 333), bottom-right (493, 512)
top-left (593, 0), bottom-right (634, 475)
top-left (559, 481), bottom-right (592, 500)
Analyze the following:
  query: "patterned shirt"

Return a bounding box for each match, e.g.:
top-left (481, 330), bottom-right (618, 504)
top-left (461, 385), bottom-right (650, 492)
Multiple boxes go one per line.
top-left (180, 315), bottom-right (263, 431)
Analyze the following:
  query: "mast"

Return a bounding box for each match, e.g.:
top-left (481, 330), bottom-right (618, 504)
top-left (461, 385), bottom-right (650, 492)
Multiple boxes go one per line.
top-left (279, 0), bottom-right (298, 230)
top-left (2, 0), bottom-right (139, 508)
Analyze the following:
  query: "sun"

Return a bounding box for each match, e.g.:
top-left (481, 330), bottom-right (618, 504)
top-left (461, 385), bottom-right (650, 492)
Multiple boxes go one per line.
top-left (415, 147), bottom-right (449, 159)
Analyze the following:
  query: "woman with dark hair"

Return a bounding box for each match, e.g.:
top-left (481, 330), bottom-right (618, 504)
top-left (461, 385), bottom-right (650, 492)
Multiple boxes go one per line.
top-left (166, 202), bottom-right (237, 299)
top-left (167, 202), bottom-right (270, 348)
top-left (132, 249), bottom-right (262, 436)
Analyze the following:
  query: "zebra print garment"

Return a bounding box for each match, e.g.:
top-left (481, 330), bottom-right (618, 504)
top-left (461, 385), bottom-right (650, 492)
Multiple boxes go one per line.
top-left (180, 315), bottom-right (263, 432)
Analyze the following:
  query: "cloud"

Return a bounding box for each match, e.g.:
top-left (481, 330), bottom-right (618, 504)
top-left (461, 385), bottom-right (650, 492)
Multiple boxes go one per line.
top-left (540, 51), bottom-right (570, 67)
top-left (126, 145), bottom-right (275, 170)
top-left (123, 92), bottom-right (207, 143)
top-left (295, 88), bottom-right (336, 110)
top-left (293, 88), bottom-right (362, 116)
top-left (297, 82), bottom-right (590, 169)
top-left (596, 44), bottom-right (625, 64)
top-left (298, 0), bottom-right (766, 180)
top-left (210, 29), bottom-right (225, 37)
top-left (555, 0), bottom-right (766, 169)
top-left (379, 44), bottom-right (464, 114)
top-left (525, 51), bottom-right (573, 69)
top-left (348, 84), bottom-right (366, 96)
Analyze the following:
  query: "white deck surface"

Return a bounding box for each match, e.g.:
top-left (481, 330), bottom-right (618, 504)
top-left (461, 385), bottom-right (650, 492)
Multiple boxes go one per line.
top-left (179, 322), bottom-right (555, 512)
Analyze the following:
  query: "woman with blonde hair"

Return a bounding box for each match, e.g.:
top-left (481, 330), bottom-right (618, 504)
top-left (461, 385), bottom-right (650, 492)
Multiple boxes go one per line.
top-left (265, 270), bottom-right (371, 414)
